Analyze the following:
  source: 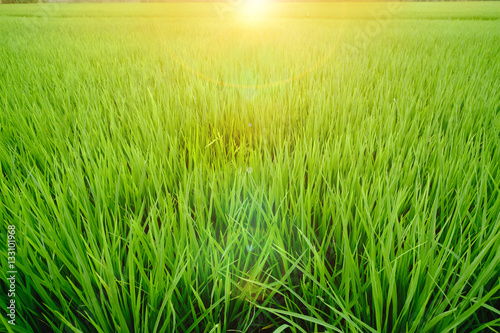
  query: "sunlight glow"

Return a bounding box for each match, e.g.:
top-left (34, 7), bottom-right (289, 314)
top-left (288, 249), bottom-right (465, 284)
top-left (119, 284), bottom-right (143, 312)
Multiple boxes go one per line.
top-left (240, 0), bottom-right (269, 21)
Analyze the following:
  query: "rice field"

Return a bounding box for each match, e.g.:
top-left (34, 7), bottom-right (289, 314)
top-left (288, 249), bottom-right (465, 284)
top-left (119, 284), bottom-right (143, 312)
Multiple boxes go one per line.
top-left (0, 2), bottom-right (500, 332)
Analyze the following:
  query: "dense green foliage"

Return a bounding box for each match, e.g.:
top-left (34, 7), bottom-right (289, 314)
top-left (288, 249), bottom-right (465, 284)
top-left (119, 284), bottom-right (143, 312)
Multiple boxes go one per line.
top-left (1, 2), bottom-right (499, 332)
top-left (1, 0), bottom-right (37, 4)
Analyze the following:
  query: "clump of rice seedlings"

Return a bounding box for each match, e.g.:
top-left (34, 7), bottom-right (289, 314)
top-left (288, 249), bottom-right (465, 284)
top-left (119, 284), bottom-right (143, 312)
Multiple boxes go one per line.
top-left (0, 2), bottom-right (499, 332)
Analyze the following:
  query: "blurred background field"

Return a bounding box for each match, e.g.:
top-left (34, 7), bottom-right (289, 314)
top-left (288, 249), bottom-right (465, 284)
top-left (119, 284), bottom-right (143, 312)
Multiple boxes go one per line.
top-left (0, 2), bottom-right (499, 332)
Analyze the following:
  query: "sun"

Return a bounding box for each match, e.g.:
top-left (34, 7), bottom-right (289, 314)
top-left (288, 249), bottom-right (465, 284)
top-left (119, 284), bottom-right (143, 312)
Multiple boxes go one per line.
top-left (247, 0), bottom-right (266, 5)
top-left (241, 0), bottom-right (269, 19)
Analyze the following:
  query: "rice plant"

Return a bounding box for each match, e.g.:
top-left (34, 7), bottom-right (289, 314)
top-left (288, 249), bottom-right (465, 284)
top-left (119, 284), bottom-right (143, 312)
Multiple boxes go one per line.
top-left (0, 2), bottom-right (499, 332)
